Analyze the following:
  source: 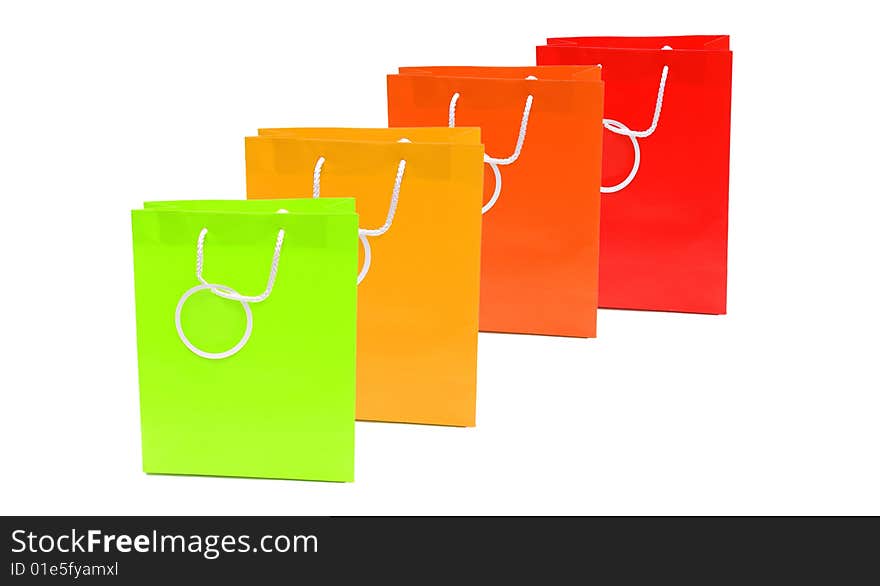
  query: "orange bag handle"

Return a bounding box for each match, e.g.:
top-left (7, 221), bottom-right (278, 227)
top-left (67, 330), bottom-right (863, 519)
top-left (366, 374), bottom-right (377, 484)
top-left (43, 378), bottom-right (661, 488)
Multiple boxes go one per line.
top-left (312, 154), bottom-right (407, 285)
top-left (448, 77), bottom-right (536, 214)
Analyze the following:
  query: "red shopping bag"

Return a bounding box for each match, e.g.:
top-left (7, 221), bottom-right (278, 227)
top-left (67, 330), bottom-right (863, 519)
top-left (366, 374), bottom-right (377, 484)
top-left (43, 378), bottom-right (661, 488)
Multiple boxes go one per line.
top-left (537, 36), bottom-right (732, 314)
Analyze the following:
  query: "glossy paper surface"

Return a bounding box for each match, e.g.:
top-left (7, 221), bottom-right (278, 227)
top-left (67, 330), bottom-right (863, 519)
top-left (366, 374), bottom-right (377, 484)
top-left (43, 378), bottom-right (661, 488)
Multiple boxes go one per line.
top-left (132, 199), bottom-right (358, 481)
top-left (246, 130), bottom-right (484, 426)
top-left (538, 36), bottom-right (733, 314)
top-left (387, 66), bottom-right (604, 337)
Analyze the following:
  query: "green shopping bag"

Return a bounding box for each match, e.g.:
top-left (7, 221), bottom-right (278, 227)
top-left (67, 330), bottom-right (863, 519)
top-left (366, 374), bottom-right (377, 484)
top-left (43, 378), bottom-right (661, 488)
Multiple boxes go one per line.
top-left (131, 198), bottom-right (359, 481)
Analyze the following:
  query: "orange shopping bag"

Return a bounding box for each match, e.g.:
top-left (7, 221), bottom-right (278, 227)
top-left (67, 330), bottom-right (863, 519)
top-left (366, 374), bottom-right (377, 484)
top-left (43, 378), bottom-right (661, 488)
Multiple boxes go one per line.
top-left (246, 128), bottom-right (485, 426)
top-left (387, 66), bottom-right (604, 337)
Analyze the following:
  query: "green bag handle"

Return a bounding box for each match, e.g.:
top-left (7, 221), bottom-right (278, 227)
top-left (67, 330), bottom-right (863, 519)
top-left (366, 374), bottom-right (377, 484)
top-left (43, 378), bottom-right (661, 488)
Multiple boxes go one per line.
top-left (175, 212), bottom-right (287, 360)
top-left (311, 152), bottom-right (407, 285)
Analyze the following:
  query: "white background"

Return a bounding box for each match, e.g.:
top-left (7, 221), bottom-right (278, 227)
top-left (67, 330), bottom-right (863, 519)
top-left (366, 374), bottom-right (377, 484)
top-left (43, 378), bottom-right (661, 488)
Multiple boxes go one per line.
top-left (1, 0), bottom-right (877, 515)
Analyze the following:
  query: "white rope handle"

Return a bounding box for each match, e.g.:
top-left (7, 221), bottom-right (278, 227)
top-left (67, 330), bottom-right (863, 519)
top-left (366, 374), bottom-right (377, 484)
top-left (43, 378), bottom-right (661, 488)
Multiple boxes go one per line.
top-left (312, 156), bottom-right (407, 284)
top-left (196, 227), bottom-right (286, 302)
top-left (449, 76), bottom-right (536, 214)
top-left (601, 46), bottom-right (672, 194)
top-left (176, 220), bottom-right (287, 360)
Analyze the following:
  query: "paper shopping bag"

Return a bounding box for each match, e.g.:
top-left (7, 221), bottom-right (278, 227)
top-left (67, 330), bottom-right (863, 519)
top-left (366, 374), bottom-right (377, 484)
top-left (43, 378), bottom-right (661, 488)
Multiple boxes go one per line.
top-left (132, 198), bottom-right (358, 481)
top-left (245, 129), bottom-right (484, 426)
top-left (387, 66), bottom-right (604, 337)
top-left (537, 36), bottom-right (733, 314)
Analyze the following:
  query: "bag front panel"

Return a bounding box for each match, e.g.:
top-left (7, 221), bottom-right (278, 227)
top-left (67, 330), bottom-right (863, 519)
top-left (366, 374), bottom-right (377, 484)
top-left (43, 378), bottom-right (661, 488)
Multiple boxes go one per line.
top-left (388, 73), bottom-right (604, 337)
top-left (538, 43), bottom-right (732, 314)
top-left (245, 137), bottom-right (484, 426)
top-left (131, 207), bottom-right (358, 480)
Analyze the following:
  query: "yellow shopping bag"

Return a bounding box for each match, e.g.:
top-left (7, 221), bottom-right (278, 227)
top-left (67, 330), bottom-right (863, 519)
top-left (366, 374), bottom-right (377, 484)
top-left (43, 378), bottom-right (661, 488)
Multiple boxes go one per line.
top-left (245, 128), bottom-right (485, 426)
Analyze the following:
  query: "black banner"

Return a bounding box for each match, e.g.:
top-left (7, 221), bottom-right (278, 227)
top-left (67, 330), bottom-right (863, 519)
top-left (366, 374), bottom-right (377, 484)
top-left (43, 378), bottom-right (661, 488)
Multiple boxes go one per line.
top-left (1, 517), bottom-right (875, 581)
